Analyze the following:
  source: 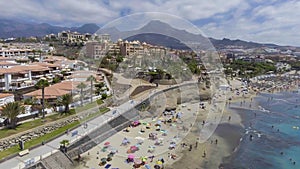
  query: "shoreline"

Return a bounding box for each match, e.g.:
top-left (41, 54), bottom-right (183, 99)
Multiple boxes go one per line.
top-left (217, 82), bottom-right (299, 169)
top-left (71, 78), bottom-right (298, 169)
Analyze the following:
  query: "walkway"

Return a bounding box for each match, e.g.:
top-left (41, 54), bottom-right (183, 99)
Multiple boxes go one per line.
top-left (0, 75), bottom-right (200, 169)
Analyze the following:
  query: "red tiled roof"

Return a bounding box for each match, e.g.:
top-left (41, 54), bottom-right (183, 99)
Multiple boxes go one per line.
top-left (0, 93), bottom-right (14, 99)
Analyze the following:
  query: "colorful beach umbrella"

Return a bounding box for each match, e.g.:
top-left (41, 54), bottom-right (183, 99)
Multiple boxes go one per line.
top-left (141, 156), bottom-right (148, 162)
top-left (104, 142), bottom-right (110, 146)
top-left (128, 154), bottom-right (135, 159)
top-left (156, 160), bottom-right (162, 165)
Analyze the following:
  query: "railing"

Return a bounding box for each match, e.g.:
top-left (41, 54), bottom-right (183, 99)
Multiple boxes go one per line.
top-left (11, 77), bottom-right (29, 82)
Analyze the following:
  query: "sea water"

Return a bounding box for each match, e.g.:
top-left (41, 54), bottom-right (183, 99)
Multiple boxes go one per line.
top-left (224, 91), bottom-right (300, 169)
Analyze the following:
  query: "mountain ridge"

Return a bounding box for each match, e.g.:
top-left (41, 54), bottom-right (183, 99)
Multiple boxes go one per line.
top-left (0, 19), bottom-right (100, 38)
top-left (0, 19), bottom-right (297, 49)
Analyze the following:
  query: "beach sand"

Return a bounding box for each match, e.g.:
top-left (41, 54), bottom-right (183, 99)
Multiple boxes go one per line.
top-left (72, 78), bottom-right (263, 169)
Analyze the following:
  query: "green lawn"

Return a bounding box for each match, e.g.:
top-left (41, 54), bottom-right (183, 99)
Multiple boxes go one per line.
top-left (75, 99), bottom-right (104, 112)
top-left (0, 107), bottom-right (110, 160)
top-left (0, 121), bottom-right (80, 160)
top-left (0, 113), bottom-right (69, 139)
top-left (0, 99), bottom-right (104, 140)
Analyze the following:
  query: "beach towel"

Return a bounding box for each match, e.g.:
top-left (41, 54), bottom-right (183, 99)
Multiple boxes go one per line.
top-left (104, 164), bottom-right (111, 168)
top-left (145, 164), bottom-right (151, 169)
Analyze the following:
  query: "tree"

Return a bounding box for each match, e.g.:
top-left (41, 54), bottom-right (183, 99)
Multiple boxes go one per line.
top-left (77, 82), bottom-right (87, 106)
top-left (58, 94), bottom-right (73, 113)
top-left (101, 93), bottom-right (108, 100)
top-left (35, 78), bottom-right (49, 119)
top-left (32, 49), bottom-right (36, 59)
top-left (60, 139), bottom-right (69, 147)
top-left (52, 76), bottom-right (61, 84)
top-left (2, 102), bottom-right (25, 129)
top-left (86, 75), bottom-right (96, 103)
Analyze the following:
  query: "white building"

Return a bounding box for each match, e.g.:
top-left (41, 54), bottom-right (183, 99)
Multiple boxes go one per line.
top-left (0, 93), bottom-right (14, 107)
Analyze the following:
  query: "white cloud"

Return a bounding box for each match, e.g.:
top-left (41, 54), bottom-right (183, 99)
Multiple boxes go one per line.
top-left (200, 0), bottom-right (300, 46)
top-left (0, 0), bottom-right (118, 26)
top-left (0, 0), bottom-right (299, 46)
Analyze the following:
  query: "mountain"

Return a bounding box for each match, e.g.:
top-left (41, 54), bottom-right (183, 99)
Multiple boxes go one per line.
top-left (125, 33), bottom-right (191, 50)
top-left (98, 20), bottom-right (212, 50)
top-left (100, 20), bottom-right (281, 50)
top-left (0, 19), bottom-right (99, 38)
top-left (209, 38), bottom-right (279, 49)
top-left (71, 23), bottom-right (100, 34)
top-left (0, 19), bottom-right (296, 50)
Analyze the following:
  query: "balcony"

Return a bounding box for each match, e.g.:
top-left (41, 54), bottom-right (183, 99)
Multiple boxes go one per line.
top-left (31, 74), bottom-right (45, 79)
top-left (11, 77), bottom-right (29, 82)
top-left (51, 69), bottom-right (60, 73)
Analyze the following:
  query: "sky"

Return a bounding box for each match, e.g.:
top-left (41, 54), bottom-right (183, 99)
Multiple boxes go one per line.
top-left (0, 0), bottom-right (300, 46)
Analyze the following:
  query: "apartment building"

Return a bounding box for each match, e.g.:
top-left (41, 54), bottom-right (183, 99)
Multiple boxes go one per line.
top-left (86, 37), bottom-right (167, 59)
top-left (94, 34), bottom-right (111, 42)
top-left (0, 48), bottom-right (32, 57)
top-left (58, 31), bottom-right (92, 42)
top-left (86, 41), bottom-right (110, 59)
top-left (118, 40), bottom-right (166, 57)
top-left (0, 63), bottom-right (61, 91)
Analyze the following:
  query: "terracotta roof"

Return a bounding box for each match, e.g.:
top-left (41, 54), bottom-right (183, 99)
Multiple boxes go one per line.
top-left (0, 57), bottom-right (15, 61)
top-left (0, 93), bottom-right (14, 99)
top-left (0, 61), bottom-right (19, 66)
top-left (29, 62), bottom-right (61, 68)
top-left (23, 81), bottom-right (82, 99)
top-left (24, 87), bottom-right (70, 99)
top-left (51, 81), bottom-right (81, 91)
top-left (0, 64), bottom-right (50, 75)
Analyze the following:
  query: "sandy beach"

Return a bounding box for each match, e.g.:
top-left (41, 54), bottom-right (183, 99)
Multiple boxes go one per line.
top-left (72, 75), bottom-right (298, 169)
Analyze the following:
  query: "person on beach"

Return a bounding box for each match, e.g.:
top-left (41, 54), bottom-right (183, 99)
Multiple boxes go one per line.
top-left (189, 144), bottom-right (192, 151)
top-left (195, 141), bottom-right (198, 148)
top-left (228, 116), bottom-right (231, 121)
top-left (215, 139), bottom-right (218, 145)
top-left (149, 155), bottom-right (155, 162)
top-left (202, 151), bottom-right (206, 158)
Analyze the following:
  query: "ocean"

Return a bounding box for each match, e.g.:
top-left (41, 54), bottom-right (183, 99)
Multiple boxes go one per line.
top-left (221, 91), bottom-right (300, 169)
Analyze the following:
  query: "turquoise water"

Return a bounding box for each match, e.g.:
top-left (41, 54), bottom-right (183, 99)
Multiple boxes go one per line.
top-left (223, 91), bottom-right (300, 169)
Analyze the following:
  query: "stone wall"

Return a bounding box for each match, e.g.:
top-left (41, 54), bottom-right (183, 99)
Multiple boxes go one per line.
top-left (0, 116), bottom-right (80, 152)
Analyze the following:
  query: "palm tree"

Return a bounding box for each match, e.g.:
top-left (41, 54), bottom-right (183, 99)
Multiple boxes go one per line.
top-left (58, 94), bottom-right (72, 113)
top-left (35, 78), bottom-right (49, 119)
top-left (32, 49), bottom-right (36, 59)
top-left (86, 75), bottom-right (96, 103)
top-left (77, 82), bottom-right (87, 106)
top-left (60, 139), bottom-right (69, 147)
top-left (38, 50), bottom-right (42, 62)
top-left (2, 102), bottom-right (25, 129)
